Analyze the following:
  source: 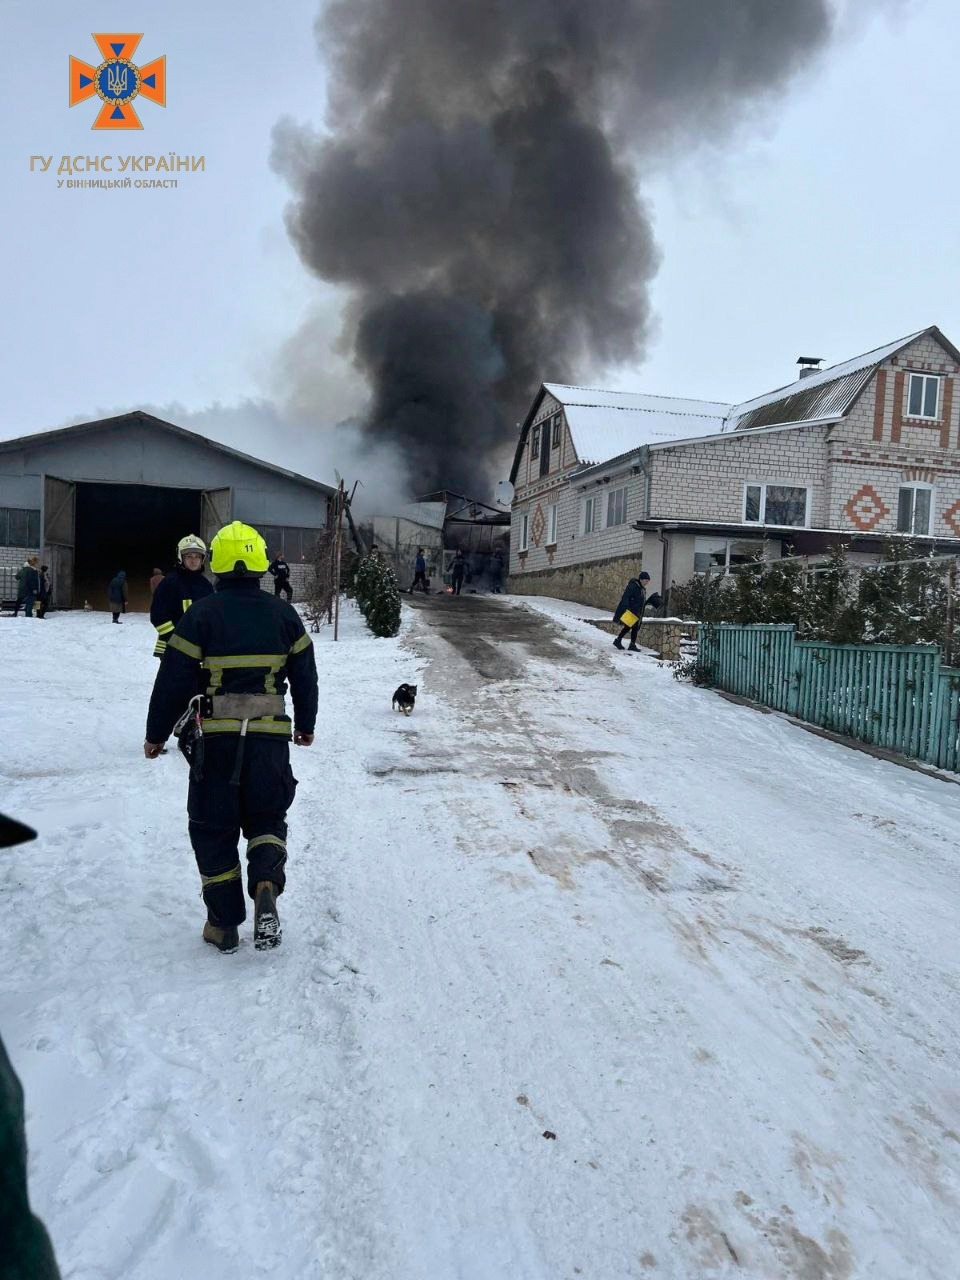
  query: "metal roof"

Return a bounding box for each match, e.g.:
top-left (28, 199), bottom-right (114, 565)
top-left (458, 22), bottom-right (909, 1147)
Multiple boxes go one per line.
top-left (725, 327), bottom-right (960, 431)
top-left (0, 410), bottom-right (337, 494)
top-left (540, 383), bottom-right (729, 466)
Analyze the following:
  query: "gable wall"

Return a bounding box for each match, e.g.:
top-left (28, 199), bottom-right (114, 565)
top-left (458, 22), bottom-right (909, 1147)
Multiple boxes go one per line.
top-left (827, 333), bottom-right (960, 537)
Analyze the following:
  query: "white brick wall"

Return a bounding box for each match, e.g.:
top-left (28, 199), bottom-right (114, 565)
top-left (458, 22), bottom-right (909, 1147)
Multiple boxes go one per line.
top-left (649, 427), bottom-right (830, 525)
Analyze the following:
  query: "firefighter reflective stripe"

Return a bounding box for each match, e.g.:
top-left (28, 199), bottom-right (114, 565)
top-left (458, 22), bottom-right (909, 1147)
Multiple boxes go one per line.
top-left (202, 653), bottom-right (286, 695)
top-left (201, 718), bottom-right (292, 736)
top-left (247, 834), bottom-right (286, 853)
top-left (203, 654), bottom-right (286, 669)
top-left (169, 633), bottom-right (203, 660)
top-left (289, 632), bottom-right (312, 655)
top-left (200, 863), bottom-right (241, 887)
top-left (182, 598), bottom-right (192, 611)
top-left (156, 620), bottom-right (175, 636)
top-left (153, 638), bottom-right (168, 657)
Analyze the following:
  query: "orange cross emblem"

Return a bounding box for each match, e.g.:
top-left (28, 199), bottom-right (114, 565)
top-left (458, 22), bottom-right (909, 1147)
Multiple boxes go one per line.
top-left (69, 33), bottom-right (166, 130)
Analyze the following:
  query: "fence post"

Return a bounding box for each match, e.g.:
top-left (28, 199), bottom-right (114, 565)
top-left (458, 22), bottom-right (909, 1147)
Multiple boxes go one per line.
top-left (946, 561), bottom-right (957, 666)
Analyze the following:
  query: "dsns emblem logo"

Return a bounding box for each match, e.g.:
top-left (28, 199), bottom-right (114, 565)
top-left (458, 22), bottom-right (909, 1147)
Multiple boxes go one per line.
top-left (69, 34), bottom-right (165, 129)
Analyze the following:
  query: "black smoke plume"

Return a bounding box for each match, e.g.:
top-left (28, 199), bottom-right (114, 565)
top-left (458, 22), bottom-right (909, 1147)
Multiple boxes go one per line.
top-left (273, 0), bottom-right (833, 498)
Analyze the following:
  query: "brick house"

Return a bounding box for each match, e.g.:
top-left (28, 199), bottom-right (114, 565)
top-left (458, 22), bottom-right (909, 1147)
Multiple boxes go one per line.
top-left (508, 327), bottom-right (960, 609)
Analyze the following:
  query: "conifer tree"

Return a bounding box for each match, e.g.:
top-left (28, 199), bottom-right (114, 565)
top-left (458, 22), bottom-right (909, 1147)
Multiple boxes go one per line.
top-left (364, 557), bottom-right (402, 638)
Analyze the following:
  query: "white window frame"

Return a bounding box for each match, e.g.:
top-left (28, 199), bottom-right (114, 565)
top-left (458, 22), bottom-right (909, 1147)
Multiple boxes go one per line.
top-left (693, 536), bottom-right (768, 575)
top-left (896, 483), bottom-right (933, 535)
top-left (530, 424), bottom-right (541, 459)
top-left (583, 495), bottom-right (600, 534)
top-left (605, 486), bottom-right (628, 528)
top-left (546, 502), bottom-right (558, 546)
top-left (907, 373), bottom-right (941, 421)
top-left (551, 413), bottom-right (562, 449)
top-left (743, 481), bottom-right (811, 528)
top-left (519, 512), bottom-right (529, 551)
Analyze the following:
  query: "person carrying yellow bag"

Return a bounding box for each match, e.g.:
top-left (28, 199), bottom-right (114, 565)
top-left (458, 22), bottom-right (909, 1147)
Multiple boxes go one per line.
top-left (613, 570), bottom-right (652, 652)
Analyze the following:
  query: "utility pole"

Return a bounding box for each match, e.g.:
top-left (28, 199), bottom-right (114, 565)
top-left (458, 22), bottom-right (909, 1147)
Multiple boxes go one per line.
top-left (333, 479), bottom-right (345, 641)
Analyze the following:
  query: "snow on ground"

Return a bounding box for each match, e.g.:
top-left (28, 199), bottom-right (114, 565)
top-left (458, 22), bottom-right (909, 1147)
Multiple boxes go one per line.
top-left (2, 596), bottom-right (960, 1279)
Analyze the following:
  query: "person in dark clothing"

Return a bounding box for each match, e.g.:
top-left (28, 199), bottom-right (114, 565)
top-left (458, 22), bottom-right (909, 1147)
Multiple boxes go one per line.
top-left (34, 565), bottom-right (52, 618)
top-left (450, 550), bottom-right (466, 595)
top-left (409, 548), bottom-right (429, 594)
top-left (490, 549), bottom-right (504, 594)
top-left (149, 567), bottom-right (165, 594)
top-left (613, 570), bottom-right (650, 651)
top-left (144, 521), bottom-right (318, 954)
top-left (13, 557), bottom-right (40, 617)
top-left (268, 551), bottom-right (293, 601)
top-left (0, 812), bottom-right (62, 1279)
top-left (107, 570), bottom-right (127, 623)
top-left (150, 535), bottom-right (214, 658)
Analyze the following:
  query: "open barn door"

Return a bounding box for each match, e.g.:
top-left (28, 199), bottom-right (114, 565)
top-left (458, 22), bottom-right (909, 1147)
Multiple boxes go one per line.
top-left (200, 487), bottom-right (232, 553)
top-left (42, 475), bottom-right (76, 607)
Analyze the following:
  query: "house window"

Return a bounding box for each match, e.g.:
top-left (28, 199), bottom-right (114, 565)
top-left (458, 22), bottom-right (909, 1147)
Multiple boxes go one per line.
top-left (519, 512), bottom-right (529, 551)
top-left (551, 413), bottom-right (562, 449)
top-left (546, 503), bottom-right (558, 545)
top-left (0, 507), bottom-right (41, 547)
top-left (743, 483), bottom-right (809, 527)
top-left (531, 424), bottom-right (541, 459)
top-left (583, 495), bottom-right (600, 534)
top-left (907, 373), bottom-right (940, 420)
top-left (606, 486), bottom-right (627, 527)
top-left (897, 485), bottom-right (932, 535)
top-left (259, 526), bottom-right (323, 562)
top-left (694, 537), bottom-right (766, 574)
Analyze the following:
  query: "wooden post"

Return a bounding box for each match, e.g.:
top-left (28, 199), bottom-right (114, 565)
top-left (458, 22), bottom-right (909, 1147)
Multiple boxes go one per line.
top-left (946, 560), bottom-right (957, 666)
top-left (333, 480), bottom-right (345, 641)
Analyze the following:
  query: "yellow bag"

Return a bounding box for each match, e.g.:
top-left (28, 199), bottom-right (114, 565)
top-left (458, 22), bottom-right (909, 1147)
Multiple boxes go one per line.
top-left (619, 609), bottom-right (639, 626)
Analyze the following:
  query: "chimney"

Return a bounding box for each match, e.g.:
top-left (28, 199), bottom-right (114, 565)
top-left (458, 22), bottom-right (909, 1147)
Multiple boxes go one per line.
top-left (797, 355), bottom-right (823, 380)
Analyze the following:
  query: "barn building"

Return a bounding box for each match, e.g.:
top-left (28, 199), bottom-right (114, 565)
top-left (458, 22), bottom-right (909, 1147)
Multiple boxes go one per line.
top-left (0, 411), bottom-right (335, 610)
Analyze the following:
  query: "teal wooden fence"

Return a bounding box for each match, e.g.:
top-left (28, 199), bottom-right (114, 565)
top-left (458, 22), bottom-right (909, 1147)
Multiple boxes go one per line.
top-left (697, 623), bottom-right (960, 772)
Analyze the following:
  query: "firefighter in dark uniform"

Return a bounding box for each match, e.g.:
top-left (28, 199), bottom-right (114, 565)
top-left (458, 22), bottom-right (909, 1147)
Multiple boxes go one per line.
top-left (150, 534), bottom-right (215, 658)
top-left (143, 522), bottom-right (318, 954)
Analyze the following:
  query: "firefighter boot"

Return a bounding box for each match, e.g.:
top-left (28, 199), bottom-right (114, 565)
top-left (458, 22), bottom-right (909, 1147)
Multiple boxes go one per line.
top-left (254, 880), bottom-right (282, 950)
top-left (203, 918), bottom-right (240, 953)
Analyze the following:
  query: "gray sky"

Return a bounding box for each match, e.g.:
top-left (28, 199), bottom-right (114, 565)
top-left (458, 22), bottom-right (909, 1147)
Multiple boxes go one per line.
top-left (0, 0), bottom-right (956, 499)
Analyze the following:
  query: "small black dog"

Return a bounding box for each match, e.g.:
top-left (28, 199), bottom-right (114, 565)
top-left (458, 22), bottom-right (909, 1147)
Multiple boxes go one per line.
top-left (391, 683), bottom-right (418, 715)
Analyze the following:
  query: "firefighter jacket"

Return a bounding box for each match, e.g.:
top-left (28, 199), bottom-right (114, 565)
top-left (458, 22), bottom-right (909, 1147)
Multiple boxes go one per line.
top-left (146, 576), bottom-right (318, 744)
top-left (150, 566), bottom-right (214, 657)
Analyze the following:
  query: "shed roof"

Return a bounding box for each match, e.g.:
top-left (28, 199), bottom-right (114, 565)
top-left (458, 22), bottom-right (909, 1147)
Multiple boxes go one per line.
top-left (0, 410), bottom-right (337, 495)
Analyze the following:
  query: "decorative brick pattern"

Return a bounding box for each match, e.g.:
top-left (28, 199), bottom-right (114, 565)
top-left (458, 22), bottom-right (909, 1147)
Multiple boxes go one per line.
top-left (531, 502), bottom-right (545, 547)
top-left (944, 499), bottom-right (960, 537)
top-left (843, 483), bottom-right (890, 531)
top-left (872, 369), bottom-right (886, 442)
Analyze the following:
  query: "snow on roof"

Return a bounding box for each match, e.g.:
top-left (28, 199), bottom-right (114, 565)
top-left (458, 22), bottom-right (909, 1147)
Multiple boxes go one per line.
top-left (542, 382), bottom-right (729, 465)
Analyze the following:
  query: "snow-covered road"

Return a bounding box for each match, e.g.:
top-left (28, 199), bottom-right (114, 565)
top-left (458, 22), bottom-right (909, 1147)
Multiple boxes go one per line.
top-left (2, 597), bottom-right (959, 1279)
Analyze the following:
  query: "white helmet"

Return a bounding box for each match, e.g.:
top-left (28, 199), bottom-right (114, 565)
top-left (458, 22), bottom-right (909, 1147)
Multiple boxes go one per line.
top-left (177, 534), bottom-right (207, 562)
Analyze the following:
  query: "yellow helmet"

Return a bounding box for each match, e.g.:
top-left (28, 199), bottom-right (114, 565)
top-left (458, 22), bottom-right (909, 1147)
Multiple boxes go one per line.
top-left (209, 521), bottom-right (269, 575)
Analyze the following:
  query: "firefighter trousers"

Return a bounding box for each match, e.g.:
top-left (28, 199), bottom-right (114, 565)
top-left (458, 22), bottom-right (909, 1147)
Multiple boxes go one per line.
top-left (187, 734), bottom-right (298, 927)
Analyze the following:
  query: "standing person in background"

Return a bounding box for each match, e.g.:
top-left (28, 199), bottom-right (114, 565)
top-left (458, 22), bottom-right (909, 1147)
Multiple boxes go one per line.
top-left (268, 550), bottom-right (293, 602)
top-left (450, 550), bottom-right (466, 595)
top-left (34, 565), bottom-right (52, 618)
top-left (490, 549), bottom-right (504, 594)
top-left (149, 567), bottom-right (164, 594)
top-left (13, 556), bottom-right (40, 617)
top-left (408, 547), bottom-right (429, 594)
top-left (107, 570), bottom-right (127, 623)
top-left (151, 535), bottom-right (213, 658)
